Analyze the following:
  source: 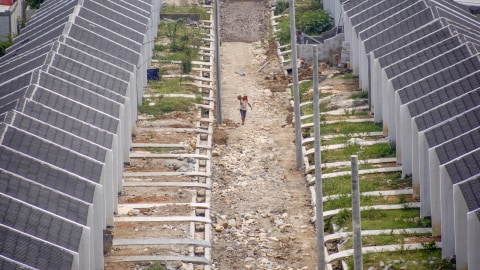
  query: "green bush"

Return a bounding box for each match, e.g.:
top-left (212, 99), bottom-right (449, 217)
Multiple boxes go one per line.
top-left (274, 1), bottom-right (289, 15)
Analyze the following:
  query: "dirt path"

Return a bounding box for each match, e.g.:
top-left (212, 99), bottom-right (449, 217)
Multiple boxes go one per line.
top-left (210, 2), bottom-right (318, 267)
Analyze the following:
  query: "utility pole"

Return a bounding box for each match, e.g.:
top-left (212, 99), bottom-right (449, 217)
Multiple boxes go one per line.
top-left (289, 0), bottom-right (303, 169)
top-left (351, 155), bottom-right (363, 269)
top-left (214, 0), bottom-right (222, 124)
top-left (313, 46), bottom-right (325, 269)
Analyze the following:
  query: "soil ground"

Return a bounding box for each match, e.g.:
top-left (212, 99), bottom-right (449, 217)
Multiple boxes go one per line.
top-left (209, 0), bottom-right (318, 269)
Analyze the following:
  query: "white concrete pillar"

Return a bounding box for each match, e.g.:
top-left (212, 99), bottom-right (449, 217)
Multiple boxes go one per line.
top-left (467, 210), bottom-right (480, 269)
top-left (440, 166), bottom-right (455, 258)
top-left (411, 122), bottom-right (422, 203)
top-left (453, 184), bottom-right (468, 270)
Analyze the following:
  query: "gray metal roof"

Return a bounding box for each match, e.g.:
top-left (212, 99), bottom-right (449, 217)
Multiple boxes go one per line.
top-left (378, 26), bottom-right (453, 69)
top-left (435, 126), bottom-right (480, 165)
top-left (398, 54), bottom-right (480, 105)
top-left (0, 226), bottom-right (75, 269)
top-left (444, 149), bottom-right (480, 184)
top-left (387, 35), bottom-right (468, 79)
top-left (423, 106), bottom-right (480, 148)
top-left (417, 91), bottom-right (480, 133)
top-left (363, 7), bottom-right (434, 53)
top-left (0, 0), bottom-right (155, 266)
top-left (4, 111), bottom-right (108, 163)
top-left (0, 169), bottom-right (90, 225)
top-left (67, 23), bottom-right (140, 65)
top-left (353, 0), bottom-right (419, 34)
top-left (16, 99), bottom-right (115, 149)
top-left (407, 73), bottom-right (480, 117)
top-left (459, 176), bottom-right (480, 221)
top-left (390, 43), bottom-right (476, 90)
top-left (0, 145), bottom-right (97, 203)
top-left (0, 193), bottom-right (84, 251)
top-left (372, 19), bottom-right (446, 59)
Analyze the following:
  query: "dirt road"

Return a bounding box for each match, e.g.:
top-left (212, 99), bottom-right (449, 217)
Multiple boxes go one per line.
top-left (210, 1), bottom-right (317, 269)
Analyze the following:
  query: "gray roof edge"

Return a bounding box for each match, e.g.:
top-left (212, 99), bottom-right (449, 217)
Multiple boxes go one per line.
top-left (3, 123), bottom-right (106, 168)
top-left (0, 191), bottom-right (89, 230)
top-left (407, 75), bottom-right (480, 117)
top-left (0, 223), bottom-right (79, 256)
top-left (0, 144), bottom-right (103, 188)
top-left (0, 254), bottom-right (37, 270)
top-left (0, 167), bottom-right (93, 208)
top-left (30, 84), bottom-right (121, 124)
top-left (420, 105), bottom-right (480, 138)
top-left (433, 125), bottom-right (480, 163)
top-left (398, 54), bottom-right (480, 99)
top-left (38, 69), bottom-right (125, 107)
top-left (4, 110), bottom-right (110, 153)
top-left (389, 42), bottom-right (473, 84)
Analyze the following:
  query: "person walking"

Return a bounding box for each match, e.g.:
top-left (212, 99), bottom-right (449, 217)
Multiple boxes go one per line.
top-left (237, 95), bottom-right (252, 125)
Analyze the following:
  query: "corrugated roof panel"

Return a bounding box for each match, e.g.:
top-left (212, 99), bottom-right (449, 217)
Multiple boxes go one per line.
top-left (67, 24), bottom-right (140, 65)
top-left (385, 35), bottom-right (463, 79)
top-left (0, 54), bottom-right (49, 83)
top-left (0, 169), bottom-right (90, 225)
top-left (37, 70), bottom-right (122, 118)
top-left (73, 16), bottom-right (141, 52)
top-left (5, 111), bottom-right (107, 163)
top-left (85, 0), bottom-right (149, 26)
top-left (398, 55), bottom-right (480, 104)
top-left (459, 176), bottom-right (480, 212)
top-left (17, 99), bottom-right (114, 149)
top-left (353, 0), bottom-right (418, 33)
top-left (49, 53), bottom-right (129, 97)
top-left (435, 126), bottom-right (480, 164)
top-left (391, 44), bottom-right (474, 90)
top-left (364, 8), bottom-right (435, 53)
top-left (417, 91), bottom-right (480, 132)
top-left (344, 0), bottom-right (376, 17)
top-left (3, 25), bottom-right (64, 60)
top-left (78, 8), bottom-right (144, 43)
top-left (378, 26), bottom-right (453, 69)
top-left (0, 124), bottom-right (104, 184)
top-left (14, 5), bottom-right (74, 45)
top-left (0, 257), bottom-right (32, 269)
top-left (0, 145), bottom-right (96, 203)
top-left (360, 1), bottom-right (427, 41)
top-left (62, 36), bottom-right (133, 72)
top-left (26, 85), bottom-right (119, 134)
top-left (0, 226), bottom-right (75, 269)
top-left (56, 43), bottom-right (131, 83)
top-left (445, 150), bottom-right (480, 184)
top-left (424, 107), bottom-right (480, 147)
top-left (372, 19), bottom-right (445, 59)
top-left (45, 66), bottom-right (126, 104)
top-left (0, 194), bottom-right (83, 251)
top-left (407, 75), bottom-right (480, 117)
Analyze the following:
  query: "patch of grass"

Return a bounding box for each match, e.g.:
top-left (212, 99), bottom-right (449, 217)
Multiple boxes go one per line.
top-left (334, 72), bottom-right (357, 79)
top-left (143, 147), bottom-right (184, 153)
top-left (320, 121), bottom-right (382, 136)
top-left (320, 142), bottom-right (396, 163)
top-left (301, 100), bottom-right (331, 116)
top-left (350, 91), bottom-right (368, 99)
top-left (161, 4), bottom-right (210, 20)
top-left (332, 208), bottom-right (429, 231)
top-left (323, 194), bottom-right (385, 211)
top-left (345, 249), bottom-right (454, 270)
top-left (321, 163), bottom-right (383, 174)
top-left (139, 96), bottom-right (197, 115)
top-left (342, 232), bottom-right (433, 249)
top-left (322, 172), bottom-right (409, 196)
top-left (144, 263), bottom-right (168, 270)
top-left (148, 78), bottom-right (199, 94)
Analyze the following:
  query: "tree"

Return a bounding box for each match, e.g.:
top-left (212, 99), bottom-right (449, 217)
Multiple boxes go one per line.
top-left (26, 0), bottom-right (45, 9)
